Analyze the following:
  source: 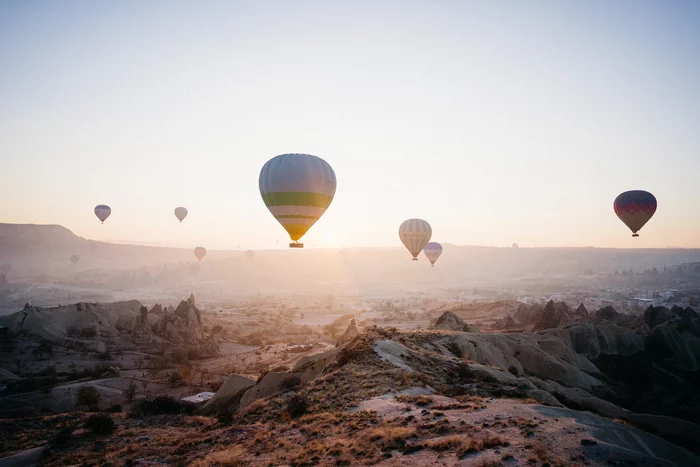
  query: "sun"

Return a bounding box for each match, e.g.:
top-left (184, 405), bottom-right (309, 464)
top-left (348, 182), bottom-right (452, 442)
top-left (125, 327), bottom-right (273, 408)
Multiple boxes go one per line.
top-left (321, 231), bottom-right (337, 248)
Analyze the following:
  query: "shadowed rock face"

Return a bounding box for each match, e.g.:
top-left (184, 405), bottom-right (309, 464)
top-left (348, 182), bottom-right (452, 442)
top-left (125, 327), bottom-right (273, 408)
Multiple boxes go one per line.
top-left (644, 306), bottom-right (678, 330)
top-left (434, 311), bottom-right (479, 332)
top-left (533, 300), bottom-right (570, 331)
top-left (336, 319), bottom-right (359, 346)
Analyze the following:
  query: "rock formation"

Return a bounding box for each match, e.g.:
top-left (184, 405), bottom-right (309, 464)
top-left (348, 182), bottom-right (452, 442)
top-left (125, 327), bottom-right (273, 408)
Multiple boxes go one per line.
top-left (434, 311), bottom-right (479, 332)
top-left (336, 319), bottom-right (359, 346)
top-left (533, 300), bottom-right (570, 331)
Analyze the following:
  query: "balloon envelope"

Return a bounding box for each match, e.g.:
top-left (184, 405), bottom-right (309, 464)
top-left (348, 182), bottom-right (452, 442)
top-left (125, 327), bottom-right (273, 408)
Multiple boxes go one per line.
top-left (70, 255), bottom-right (80, 265)
top-left (174, 207), bottom-right (188, 223)
top-left (614, 190), bottom-right (657, 237)
top-left (423, 242), bottom-right (442, 266)
top-left (399, 219), bottom-right (432, 260)
top-left (512, 243), bottom-right (519, 249)
top-left (94, 205), bottom-right (111, 223)
top-left (194, 247), bottom-right (207, 261)
top-left (259, 153), bottom-right (337, 243)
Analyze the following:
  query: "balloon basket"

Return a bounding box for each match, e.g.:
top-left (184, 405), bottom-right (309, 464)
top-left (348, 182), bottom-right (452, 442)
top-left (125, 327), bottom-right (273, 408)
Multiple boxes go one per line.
top-left (289, 242), bottom-right (304, 249)
top-left (632, 233), bottom-right (639, 237)
top-left (412, 257), bottom-right (418, 261)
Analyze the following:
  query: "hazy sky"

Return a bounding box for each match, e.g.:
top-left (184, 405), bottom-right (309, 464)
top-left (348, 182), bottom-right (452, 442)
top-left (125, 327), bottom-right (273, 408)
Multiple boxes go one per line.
top-left (1, 1), bottom-right (699, 250)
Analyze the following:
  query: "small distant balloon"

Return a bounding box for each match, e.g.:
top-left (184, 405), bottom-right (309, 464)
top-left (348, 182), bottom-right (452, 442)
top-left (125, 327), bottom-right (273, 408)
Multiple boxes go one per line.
top-left (0, 262), bottom-right (11, 274)
top-left (423, 242), bottom-right (442, 267)
top-left (174, 207), bottom-right (188, 223)
top-left (512, 243), bottom-right (519, 249)
top-left (194, 247), bottom-right (207, 261)
top-left (399, 219), bottom-right (432, 261)
top-left (70, 255), bottom-right (80, 265)
top-left (94, 205), bottom-right (111, 223)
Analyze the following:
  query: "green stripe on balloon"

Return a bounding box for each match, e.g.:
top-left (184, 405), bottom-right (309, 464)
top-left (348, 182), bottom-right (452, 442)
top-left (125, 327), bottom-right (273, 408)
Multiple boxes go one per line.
top-left (275, 215), bottom-right (319, 220)
top-left (261, 192), bottom-right (334, 208)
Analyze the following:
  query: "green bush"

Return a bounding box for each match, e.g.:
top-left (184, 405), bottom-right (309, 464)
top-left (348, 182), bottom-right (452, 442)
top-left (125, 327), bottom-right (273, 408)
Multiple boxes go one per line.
top-left (286, 394), bottom-right (308, 419)
top-left (76, 385), bottom-right (101, 411)
top-left (131, 396), bottom-right (196, 417)
top-left (84, 414), bottom-right (114, 435)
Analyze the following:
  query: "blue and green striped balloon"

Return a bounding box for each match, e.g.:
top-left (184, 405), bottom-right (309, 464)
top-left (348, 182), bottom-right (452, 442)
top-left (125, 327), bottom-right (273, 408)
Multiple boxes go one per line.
top-left (259, 153), bottom-right (337, 243)
top-left (399, 219), bottom-right (432, 260)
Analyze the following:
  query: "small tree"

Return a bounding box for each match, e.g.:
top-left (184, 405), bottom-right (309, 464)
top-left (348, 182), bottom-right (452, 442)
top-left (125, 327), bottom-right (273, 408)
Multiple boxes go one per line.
top-left (123, 379), bottom-right (137, 402)
top-left (76, 385), bottom-right (101, 411)
top-left (165, 371), bottom-right (184, 388)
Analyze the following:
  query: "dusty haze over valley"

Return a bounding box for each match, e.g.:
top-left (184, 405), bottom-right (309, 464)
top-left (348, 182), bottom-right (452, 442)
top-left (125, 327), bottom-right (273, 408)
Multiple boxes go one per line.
top-left (2, 1), bottom-right (700, 465)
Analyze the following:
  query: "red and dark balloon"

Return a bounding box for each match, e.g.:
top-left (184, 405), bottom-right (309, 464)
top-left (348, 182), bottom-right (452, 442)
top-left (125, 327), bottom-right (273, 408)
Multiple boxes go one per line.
top-left (614, 190), bottom-right (657, 237)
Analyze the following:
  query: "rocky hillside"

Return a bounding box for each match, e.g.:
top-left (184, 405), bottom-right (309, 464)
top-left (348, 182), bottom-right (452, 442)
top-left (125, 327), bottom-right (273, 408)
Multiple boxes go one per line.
top-left (0, 294), bottom-right (220, 357)
top-left (4, 320), bottom-right (698, 466)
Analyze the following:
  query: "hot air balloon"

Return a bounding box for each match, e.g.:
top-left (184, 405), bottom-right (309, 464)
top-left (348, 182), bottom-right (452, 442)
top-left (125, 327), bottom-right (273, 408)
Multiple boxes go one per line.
top-left (399, 219), bottom-right (432, 260)
top-left (94, 205), bottom-right (111, 223)
top-left (70, 255), bottom-right (80, 265)
top-left (174, 207), bottom-right (188, 223)
top-left (423, 242), bottom-right (442, 267)
top-left (512, 243), bottom-right (519, 249)
top-left (0, 262), bottom-right (11, 274)
top-left (194, 247), bottom-right (207, 261)
top-left (259, 153), bottom-right (337, 248)
top-left (614, 190), bottom-right (657, 237)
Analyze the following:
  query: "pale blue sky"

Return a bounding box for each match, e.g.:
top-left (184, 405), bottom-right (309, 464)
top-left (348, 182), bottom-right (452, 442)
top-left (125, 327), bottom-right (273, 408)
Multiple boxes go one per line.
top-left (1, 1), bottom-right (699, 249)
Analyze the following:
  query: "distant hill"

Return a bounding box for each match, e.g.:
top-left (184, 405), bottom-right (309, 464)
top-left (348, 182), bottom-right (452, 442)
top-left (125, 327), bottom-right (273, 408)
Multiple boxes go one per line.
top-left (0, 223), bottom-right (230, 275)
top-left (1, 223), bottom-right (700, 285)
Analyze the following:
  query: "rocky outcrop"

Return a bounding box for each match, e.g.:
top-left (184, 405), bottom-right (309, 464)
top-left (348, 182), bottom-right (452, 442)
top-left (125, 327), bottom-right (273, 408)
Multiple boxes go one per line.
top-left (202, 374), bottom-right (256, 414)
top-left (293, 347), bottom-right (341, 382)
top-left (596, 306), bottom-right (638, 327)
top-left (533, 300), bottom-right (570, 331)
top-left (574, 303), bottom-right (588, 318)
top-left (434, 311), bottom-right (478, 332)
top-left (644, 306), bottom-right (677, 330)
top-left (514, 303), bottom-right (542, 326)
top-left (646, 318), bottom-right (700, 371)
top-left (150, 295), bottom-right (219, 357)
top-left (239, 372), bottom-right (301, 409)
top-left (336, 319), bottom-right (359, 346)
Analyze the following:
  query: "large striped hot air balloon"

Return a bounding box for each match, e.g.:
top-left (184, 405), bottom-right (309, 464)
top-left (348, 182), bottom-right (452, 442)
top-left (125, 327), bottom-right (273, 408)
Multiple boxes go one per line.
top-left (174, 207), bottom-right (188, 223)
top-left (259, 153), bottom-right (337, 248)
top-left (423, 242), bottom-right (442, 267)
top-left (194, 247), bottom-right (207, 261)
top-left (614, 190), bottom-right (657, 237)
top-left (399, 219), bottom-right (432, 260)
top-left (94, 205), bottom-right (111, 223)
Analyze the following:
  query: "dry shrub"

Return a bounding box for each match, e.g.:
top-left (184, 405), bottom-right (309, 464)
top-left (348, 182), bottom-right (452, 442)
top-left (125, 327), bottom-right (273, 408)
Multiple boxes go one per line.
top-left (459, 434), bottom-right (509, 457)
top-left (532, 442), bottom-right (550, 462)
top-left (424, 435), bottom-right (465, 452)
top-left (190, 445), bottom-right (246, 466)
top-left (359, 426), bottom-right (416, 451)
